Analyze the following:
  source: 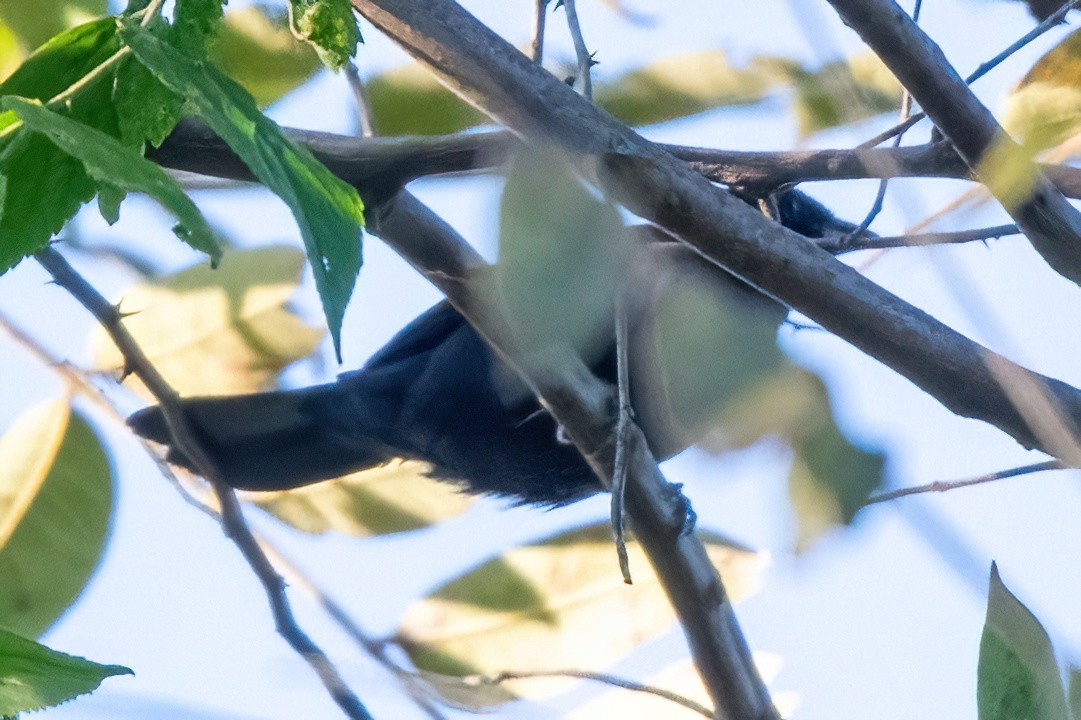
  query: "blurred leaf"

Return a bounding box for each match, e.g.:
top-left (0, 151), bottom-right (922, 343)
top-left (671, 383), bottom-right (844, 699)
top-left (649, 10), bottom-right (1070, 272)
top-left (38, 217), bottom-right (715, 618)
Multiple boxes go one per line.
top-left (398, 522), bottom-right (766, 706)
top-left (786, 53), bottom-right (902, 136)
top-left (1069, 666), bottom-right (1081, 720)
top-left (495, 149), bottom-right (628, 371)
top-left (0, 628), bottom-right (130, 715)
top-left (366, 63), bottom-right (485, 136)
top-left (252, 459), bottom-right (474, 536)
top-left (978, 563), bottom-right (1068, 720)
top-left (1003, 0), bottom-right (1077, 20)
top-left (209, 7), bottom-right (321, 107)
top-left (1, 96), bottom-right (220, 262)
top-left (714, 367), bottom-right (883, 550)
top-left (594, 50), bottom-right (778, 126)
top-left (0, 21), bottom-right (25, 83)
top-left (0, 0), bottom-right (106, 51)
top-left (92, 246), bottom-right (324, 397)
top-left (1003, 28), bottom-right (1081, 150)
top-left (0, 401), bottom-right (112, 638)
top-left (122, 24), bottom-right (365, 358)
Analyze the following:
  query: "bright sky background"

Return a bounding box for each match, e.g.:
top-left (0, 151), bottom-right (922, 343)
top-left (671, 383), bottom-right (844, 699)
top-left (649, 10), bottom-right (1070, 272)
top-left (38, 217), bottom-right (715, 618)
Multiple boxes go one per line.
top-left (1, 0), bottom-right (1079, 717)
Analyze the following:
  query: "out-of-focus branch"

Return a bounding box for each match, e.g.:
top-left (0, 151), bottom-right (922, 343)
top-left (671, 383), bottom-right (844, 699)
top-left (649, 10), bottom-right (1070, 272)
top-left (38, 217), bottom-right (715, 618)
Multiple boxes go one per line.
top-left (863, 459), bottom-right (1065, 506)
top-left (34, 246), bottom-right (375, 720)
top-left (821, 223), bottom-right (1021, 254)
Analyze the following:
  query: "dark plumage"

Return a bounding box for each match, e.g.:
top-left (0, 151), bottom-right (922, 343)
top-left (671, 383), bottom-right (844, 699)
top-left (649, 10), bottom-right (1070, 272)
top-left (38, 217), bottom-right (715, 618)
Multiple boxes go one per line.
top-left (129, 190), bottom-right (847, 505)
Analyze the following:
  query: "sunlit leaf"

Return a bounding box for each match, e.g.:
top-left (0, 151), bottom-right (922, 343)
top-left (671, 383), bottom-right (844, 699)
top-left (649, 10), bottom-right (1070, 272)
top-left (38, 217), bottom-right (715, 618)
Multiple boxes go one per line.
top-left (366, 63), bottom-right (485, 136)
top-left (0, 21), bottom-right (24, 83)
top-left (0, 0), bottom-right (106, 51)
top-left (0, 628), bottom-right (130, 715)
top-left (122, 24), bottom-right (365, 358)
top-left (209, 7), bottom-right (321, 107)
top-left (398, 522), bottom-right (767, 705)
top-left (1, 96), bottom-right (220, 262)
top-left (1003, 28), bottom-right (1081, 150)
top-left (287, 0), bottom-right (359, 70)
top-left (495, 149), bottom-right (629, 372)
top-left (594, 50), bottom-right (778, 126)
top-left (92, 246), bottom-right (324, 397)
top-left (252, 459), bottom-right (474, 536)
top-left (0, 401), bottom-right (112, 638)
top-left (978, 563), bottom-right (1068, 720)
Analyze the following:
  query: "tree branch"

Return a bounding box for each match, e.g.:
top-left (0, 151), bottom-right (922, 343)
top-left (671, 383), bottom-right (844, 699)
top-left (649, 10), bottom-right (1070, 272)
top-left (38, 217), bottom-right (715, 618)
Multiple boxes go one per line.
top-left (366, 191), bottom-right (779, 720)
top-left (148, 119), bottom-right (1081, 200)
top-left (826, 0), bottom-right (1081, 286)
top-left (34, 246), bottom-right (375, 720)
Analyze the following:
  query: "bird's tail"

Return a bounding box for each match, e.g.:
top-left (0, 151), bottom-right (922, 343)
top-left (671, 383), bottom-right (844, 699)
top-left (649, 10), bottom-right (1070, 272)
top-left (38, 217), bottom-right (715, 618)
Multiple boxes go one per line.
top-left (127, 386), bottom-right (391, 491)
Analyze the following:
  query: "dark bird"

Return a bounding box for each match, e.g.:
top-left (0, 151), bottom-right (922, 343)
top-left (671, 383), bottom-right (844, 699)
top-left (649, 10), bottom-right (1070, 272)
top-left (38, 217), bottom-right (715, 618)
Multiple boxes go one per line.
top-left (129, 190), bottom-right (856, 505)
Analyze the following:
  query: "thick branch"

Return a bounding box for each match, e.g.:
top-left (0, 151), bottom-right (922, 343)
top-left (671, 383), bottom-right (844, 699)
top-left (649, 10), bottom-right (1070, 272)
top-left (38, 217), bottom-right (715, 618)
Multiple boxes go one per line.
top-left (826, 0), bottom-right (1081, 285)
top-left (150, 119), bottom-right (1081, 200)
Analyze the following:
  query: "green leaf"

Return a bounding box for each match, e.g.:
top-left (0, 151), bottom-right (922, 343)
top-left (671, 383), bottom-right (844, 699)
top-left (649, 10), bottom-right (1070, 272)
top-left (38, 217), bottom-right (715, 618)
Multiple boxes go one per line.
top-left (0, 0), bottom-right (107, 51)
top-left (287, 0), bottom-right (359, 71)
top-left (594, 50), bottom-right (778, 127)
top-left (786, 54), bottom-right (902, 136)
top-left (91, 246), bottom-right (323, 397)
top-left (252, 459), bottom-right (474, 536)
top-left (1068, 666), bottom-right (1081, 720)
top-left (0, 18), bottom-right (122, 272)
top-left (0, 21), bottom-right (25, 83)
top-left (209, 7), bottom-right (321, 107)
top-left (0, 401), bottom-right (112, 638)
top-left (366, 63), bottom-right (485, 136)
top-left (495, 149), bottom-right (629, 369)
top-left (172, 0), bottom-right (225, 53)
top-left (121, 24), bottom-right (365, 358)
top-left (0, 628), bottom-right (130, 715)
top-left (1002, 28), bottom-right (1081, 150)
top-left (978, 563), bottom-right (1068, 720)
top-left (2, 96), bottom-right (220, 262)
top-left (398, 522), bottom-right (766, 706)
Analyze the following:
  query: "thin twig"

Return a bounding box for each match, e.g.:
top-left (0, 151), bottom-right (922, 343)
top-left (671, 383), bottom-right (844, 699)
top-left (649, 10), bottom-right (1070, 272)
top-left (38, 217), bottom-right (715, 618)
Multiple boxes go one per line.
top-left (482, 669), bottom-right (714, 718)
top-left (559, 0), bottom-right (593, 98)
top-left (611, 297), bottom-right (632, 584)
top-left (531, 0), bottom-right (550, 63)
top-left (821, 223), bottom-right (1020, 254)
top-left (344, 63), bottom-right (376, 138)
top-left (863, 459), bottom-right (1065, 506)
top-left (34, 246), bottom-right (375, 720)
top-left (860, 0), bottom-right (1081, 149)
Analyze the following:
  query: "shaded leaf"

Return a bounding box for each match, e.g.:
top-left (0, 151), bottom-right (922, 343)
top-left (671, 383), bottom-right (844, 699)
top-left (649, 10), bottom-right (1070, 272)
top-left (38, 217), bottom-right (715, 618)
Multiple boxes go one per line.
top-left (1069, 666), bottom-right (1081, 720)
top-left (252, 459), bottom-right (474, 536)
top-left (495, 149), bottom-right (628, 374)
top-left (0, 401), bottom-right (112, 638)
top-left (92, 246), bottom-right (323, 397)
top-left (287, 0), bottom-right (359, 71)
top-left (366, 63), bottom-right (485, 136)
top-left (1003, 28), bottom-right (1081, 150)
top-left (122, 24), bottom-right (365, 358)
top-left (1, 96), bottom-right (220, 262)
top-left (0, 0), bottom-right (106, 51)
top-left (398, 522), bottom-right (766, 705)
top-left (171, 0), bottom-right (225, 54)
top-left (978, 563), bottom-right (1068, 720)
top-left (209, 7), bottom-right (321, 107)
top-left (594, 50), bottom-right (778, 126)
top-left (0, 628), bottom-right (130, 715)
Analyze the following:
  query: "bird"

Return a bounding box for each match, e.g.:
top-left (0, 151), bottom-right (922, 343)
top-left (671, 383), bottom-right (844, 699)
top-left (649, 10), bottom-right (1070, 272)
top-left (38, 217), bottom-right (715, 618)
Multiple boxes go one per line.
top-left (129, 190), bottom-right (857, 505)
